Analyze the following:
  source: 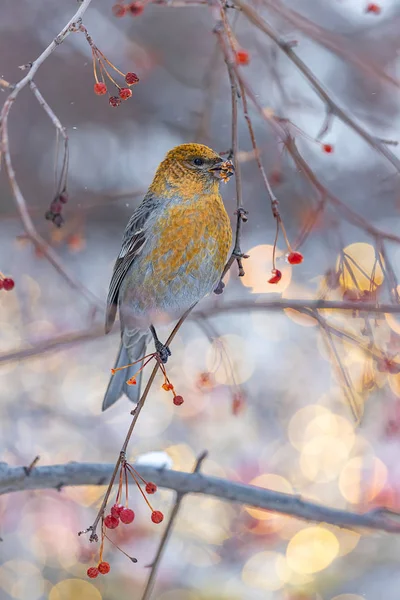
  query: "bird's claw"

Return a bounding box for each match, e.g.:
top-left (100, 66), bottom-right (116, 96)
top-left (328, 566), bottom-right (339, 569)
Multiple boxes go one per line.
top-left (214, 280), bottom-right (225, 295)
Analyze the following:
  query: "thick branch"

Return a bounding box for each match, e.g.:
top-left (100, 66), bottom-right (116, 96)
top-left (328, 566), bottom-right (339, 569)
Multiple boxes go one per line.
top-left (1, 461), bottom-right (399, 534)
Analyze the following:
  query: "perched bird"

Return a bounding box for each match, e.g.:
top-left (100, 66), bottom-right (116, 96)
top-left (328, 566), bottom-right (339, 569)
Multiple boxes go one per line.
top-left (103, 143), bottom-right (234, 410)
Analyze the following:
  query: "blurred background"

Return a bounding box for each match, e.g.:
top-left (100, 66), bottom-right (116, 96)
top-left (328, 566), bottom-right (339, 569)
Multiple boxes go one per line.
top-left (2, 0), bottom-right (400, 598)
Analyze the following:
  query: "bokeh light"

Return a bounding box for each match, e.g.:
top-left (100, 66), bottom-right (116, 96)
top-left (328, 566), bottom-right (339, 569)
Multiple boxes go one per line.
top-left (286, 526), bottom-right (339, 574)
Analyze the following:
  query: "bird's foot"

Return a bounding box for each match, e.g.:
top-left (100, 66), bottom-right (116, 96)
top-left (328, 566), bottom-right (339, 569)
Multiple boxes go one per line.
top-left (155, 340), bottom-right (171, 364)
top-left (214, 280), bottom-right (225, 295)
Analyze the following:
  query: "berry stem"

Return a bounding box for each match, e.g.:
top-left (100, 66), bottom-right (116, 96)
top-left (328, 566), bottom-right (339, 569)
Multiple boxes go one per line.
top-left (125, 464), bottom-right (154, 512)
top-left (272, 219), bottom-right (279, 271)
top-left (92, 51), bottom-right (99, 84)
top-left (104, 533), bottom-right (138, 563)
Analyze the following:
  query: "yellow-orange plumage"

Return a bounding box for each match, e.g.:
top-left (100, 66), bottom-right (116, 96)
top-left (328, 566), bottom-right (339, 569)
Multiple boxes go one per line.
top-left (103, 143), bottom-right (233, 410)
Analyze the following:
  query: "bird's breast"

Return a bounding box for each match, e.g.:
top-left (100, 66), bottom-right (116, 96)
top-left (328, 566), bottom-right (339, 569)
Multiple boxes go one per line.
top-left (124, 193), bottom-right (232, 315)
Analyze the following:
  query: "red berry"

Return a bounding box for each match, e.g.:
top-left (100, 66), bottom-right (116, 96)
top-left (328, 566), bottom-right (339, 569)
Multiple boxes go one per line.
top-left (109, 96), bottom-right (122, 108)
top-left (145, 482), bottom-right (157, 494)
top-left (94, 82), bottom-right (107, 96)
top-left (366, 3), bottom-right (381, 14)
top-left (287, 251), bottom-right (304, 265)
top-left (119, 87), bottom-right (133, 101)
top-left (98, 561), bottom-right (111, 574)
top-left (236, 49), bottom-right (250, 65)
top-left (151, 510), bottom-right (164, 524)
top-left (173, 395), bottom-right (184, 406)
top-left (112, 3), bottom-right (127, 17)
top-left (104, 514), bottom-right (119, 529)
top-left (87, 567), bottom-right (99, 578)
top-left (59, 192), bottom-right (69, 204)
top-left (110, 503), bottom-right (124, 518)
top-left (268, 269), bottom-right (282, 284)
top-left (125, 72), bottom-right (139, 85)
top-left (322, 143), bottom-right (333, 153)
top-left (120, 507), bottom-right (135, 524)
top-left (3, 278), bottom-right (15, 291)
top-left (128, 2), bottom-right (144, 16)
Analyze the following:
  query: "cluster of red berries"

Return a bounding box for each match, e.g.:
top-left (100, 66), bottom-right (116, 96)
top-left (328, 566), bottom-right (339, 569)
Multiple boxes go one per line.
top-left (94, 72), bottom-right (139, 108)
top-left (45, 190), bottom-right (68, 228)
top-left (268, 251), bottom-right (304, 284)
top-left (112, 2), bottom-right (144, 17)
top-left (87, 562), bottom-right (111, 578)
top-left (79, 23), bottom-right (139, 108)
top-left (0, 276), bottom-right (15, 291)
top-left (236, 49), bottom-right (250, 66)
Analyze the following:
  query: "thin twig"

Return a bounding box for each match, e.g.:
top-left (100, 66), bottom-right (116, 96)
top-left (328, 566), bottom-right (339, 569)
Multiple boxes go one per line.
top-left (141, 451), bottom-right (208, 600)
top-left (235, 0), bottom-right (400, 172)
top-left (0, 0), bottom-right (100, 311)
top-left (85, 305), bottom-right (198, 542)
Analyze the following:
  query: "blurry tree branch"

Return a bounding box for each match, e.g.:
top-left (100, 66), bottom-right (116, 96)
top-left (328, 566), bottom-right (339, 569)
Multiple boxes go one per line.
top-left (0, 0), bottom-right (101, 313)
top-left (1, 460), bottom-right (400, 534)
top-left (236, 0), bottom-right (400, 171)
top-left (1, 299), bottom-right (400, 366)
top-left (259, 0), bottom-right (400, 89)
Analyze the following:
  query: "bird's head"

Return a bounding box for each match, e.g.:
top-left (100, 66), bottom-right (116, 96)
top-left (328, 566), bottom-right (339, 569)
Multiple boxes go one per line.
top-left (151, 143), bottom-right (235, 198)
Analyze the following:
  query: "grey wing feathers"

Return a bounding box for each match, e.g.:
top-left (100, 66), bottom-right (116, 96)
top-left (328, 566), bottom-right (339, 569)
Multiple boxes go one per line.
top-left (105, 193), bottom-right (158, 334)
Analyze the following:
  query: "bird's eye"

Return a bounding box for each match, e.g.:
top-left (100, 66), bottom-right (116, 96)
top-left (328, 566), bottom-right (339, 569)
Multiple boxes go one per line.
top-left (193, 157), bottom-right (204, 167)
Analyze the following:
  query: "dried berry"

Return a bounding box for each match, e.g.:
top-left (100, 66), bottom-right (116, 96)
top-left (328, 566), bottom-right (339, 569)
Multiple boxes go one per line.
top-left (94, 82), bottom-right (107, 95)
top-left (322, 143), bottom-right (333, 153)
top-left (366, 3), bottom-right (381, 14)
top-left (119, 87), bottom-right (133, 100)
top-left (236, 49), bottom-right (250, 65)
top-left (104, 514), bottom-right (119, 529)
top-left (110, 503), bottom-right (124, 518)
top-left (287, 251), bottom-right (304, 265)
top-left (98, 561), bottom-right (111, 574)
top-left (151, 510), bottom-right (164, 524)
top-left (128, 2), bottom-right (144, 16)
top-left (112, 3), bottom-right (127, 17)
top-left (87, 567), bottom-right (99, 578)
top-left (3, 278), bottom-right (15, 291)
top-left (268, 269), bottom-right (282, 284)
top-left (125, 72), bottom-right (139, 85)
top-left (162, 382), bottom-right (173, 391)
top-left (120, 507), bottom-right (135, 524)
top-left (59, 192), bottom-right (69, 204)
top-left (173, 395), bottom-right (184, 406)
top-left (145, 482), bottom-right (157, 494)
top-left (109, 96), bottom-right (122, 108)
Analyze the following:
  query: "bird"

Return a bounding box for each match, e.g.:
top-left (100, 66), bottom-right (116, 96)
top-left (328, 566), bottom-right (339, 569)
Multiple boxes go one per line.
top-left (102, 143), bottom-right (234, 411)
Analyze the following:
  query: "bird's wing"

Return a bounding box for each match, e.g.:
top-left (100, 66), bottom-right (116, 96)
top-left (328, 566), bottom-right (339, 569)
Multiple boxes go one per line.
top-left (105, 192), bottom-right (159, 333)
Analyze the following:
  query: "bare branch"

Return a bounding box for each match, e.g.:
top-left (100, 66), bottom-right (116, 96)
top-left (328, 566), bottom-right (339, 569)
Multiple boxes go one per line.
top-left (1, 461), bottom-right (400, 534)
top-left (235, 0), bottom-right (400, 172)
top-left (0, 0), bottom-right (101, 311)
top-left (141, 451), bottom-right (208, 600)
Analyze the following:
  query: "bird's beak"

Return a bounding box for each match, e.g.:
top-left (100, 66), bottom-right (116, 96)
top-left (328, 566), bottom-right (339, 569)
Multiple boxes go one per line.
top-left (208, 158), bottom-right (235, 181)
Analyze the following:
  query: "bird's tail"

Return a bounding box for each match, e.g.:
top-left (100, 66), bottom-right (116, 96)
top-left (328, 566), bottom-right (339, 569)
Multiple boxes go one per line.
top-left (102, 333), bottom-right (147, 411)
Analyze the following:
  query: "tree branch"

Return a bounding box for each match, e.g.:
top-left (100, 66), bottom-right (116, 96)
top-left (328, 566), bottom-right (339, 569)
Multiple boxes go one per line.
top-left (0, 0), bottom-right (101, 312)
top-left (1, 461), bottom-right (399, 534)
top-left (235, 0), bottom-right (400, 172)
